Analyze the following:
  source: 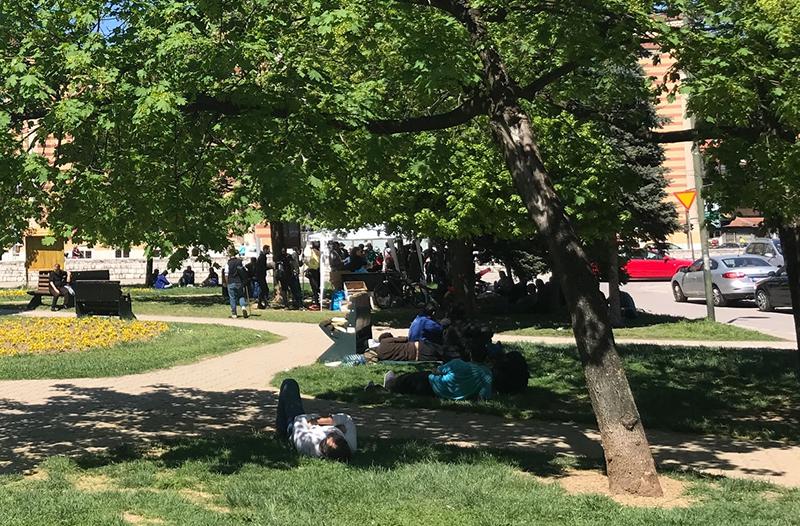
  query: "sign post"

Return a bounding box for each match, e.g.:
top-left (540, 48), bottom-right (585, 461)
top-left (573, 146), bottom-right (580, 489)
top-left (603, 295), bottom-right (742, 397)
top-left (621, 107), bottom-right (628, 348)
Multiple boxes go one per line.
top-left (674, 190), bottom-right (697, 260)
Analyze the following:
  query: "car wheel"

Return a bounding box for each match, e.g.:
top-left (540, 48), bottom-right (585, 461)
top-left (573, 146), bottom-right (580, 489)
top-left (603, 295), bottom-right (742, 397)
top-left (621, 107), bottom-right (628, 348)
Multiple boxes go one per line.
top-left (712, 286), bottom-right (727, 307)
top-left (672, 282), bottom-right (687, 302)
top-left (756, 289), bottom-right (773, 312)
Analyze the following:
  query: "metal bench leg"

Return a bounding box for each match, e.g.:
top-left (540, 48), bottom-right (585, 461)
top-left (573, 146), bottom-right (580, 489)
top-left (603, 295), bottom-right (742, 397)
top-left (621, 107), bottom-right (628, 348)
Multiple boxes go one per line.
top-left (25, 295), bottom-right (42, 310)
top-left (119, 295), bottom-right (136, 320)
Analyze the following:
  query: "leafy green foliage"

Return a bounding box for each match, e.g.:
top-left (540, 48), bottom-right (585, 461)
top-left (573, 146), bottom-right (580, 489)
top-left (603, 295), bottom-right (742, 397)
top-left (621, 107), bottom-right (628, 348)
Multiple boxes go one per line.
top-left (660, 0), bottom-right (800, 223)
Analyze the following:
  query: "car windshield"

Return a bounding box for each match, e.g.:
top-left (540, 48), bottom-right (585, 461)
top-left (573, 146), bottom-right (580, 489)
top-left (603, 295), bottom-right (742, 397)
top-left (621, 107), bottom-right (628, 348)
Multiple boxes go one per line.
top-left (721, 257), bottom-right (771, 268)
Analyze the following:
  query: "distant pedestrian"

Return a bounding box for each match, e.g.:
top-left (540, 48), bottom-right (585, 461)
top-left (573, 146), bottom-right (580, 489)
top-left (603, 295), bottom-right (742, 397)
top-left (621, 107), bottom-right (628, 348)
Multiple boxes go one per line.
top-left (255, 245), bottom-right (273, 309)
top-left (304, 241), bottom-right (321, 310)
top-left (226, 248), bottom-right (249, 318)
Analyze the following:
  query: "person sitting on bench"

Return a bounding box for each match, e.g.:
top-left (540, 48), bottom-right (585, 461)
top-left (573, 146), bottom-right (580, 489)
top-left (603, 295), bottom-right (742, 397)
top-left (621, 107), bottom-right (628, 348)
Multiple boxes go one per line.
top-left (49, 263), bottom-right (73, 311)
top-left (408, 304), bottom-right (445, 344)
top-left (275, 379), bottom-right (356, 462)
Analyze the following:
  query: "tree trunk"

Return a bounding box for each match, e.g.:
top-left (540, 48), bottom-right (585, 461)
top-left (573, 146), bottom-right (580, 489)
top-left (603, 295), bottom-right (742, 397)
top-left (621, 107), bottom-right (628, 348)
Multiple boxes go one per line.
top-left (608, 236), bottom-right (623, 328)
top-left (145, 257), bottom-right (154, 287)
top-left (270, 221), bottom-right (286, 306)
top-left (446, 238), bottom-right (475, 315)
top-left (489, 104), bottom-right (662, 497)
top-left (778, 224), bottom-right (800, 377)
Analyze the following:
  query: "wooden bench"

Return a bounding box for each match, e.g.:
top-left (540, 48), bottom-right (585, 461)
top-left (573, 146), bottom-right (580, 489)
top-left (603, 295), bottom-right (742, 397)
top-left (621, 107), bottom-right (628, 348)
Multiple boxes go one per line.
top-left (73, 280), bottom-right (135, 320)
top-left (26, 270), bottom-right (111, 310)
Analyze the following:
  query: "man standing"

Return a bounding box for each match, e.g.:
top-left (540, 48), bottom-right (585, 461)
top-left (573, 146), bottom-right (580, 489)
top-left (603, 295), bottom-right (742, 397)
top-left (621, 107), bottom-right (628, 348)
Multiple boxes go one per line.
top-left (255, 245), bottom-right (272, 309)
top-left (276, 378), bottom-right (356, 462)
top-left (304, 241), bottom-right (321, 310)
top-left (49, 263), bottom-right (73, 311)
top-left (226, 249), bottom-right (249, 318)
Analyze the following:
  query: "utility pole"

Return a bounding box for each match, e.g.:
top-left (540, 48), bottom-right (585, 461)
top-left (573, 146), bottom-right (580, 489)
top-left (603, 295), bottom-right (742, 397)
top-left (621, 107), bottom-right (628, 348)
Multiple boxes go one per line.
top-left (692, 143), bottom-right (716, 321)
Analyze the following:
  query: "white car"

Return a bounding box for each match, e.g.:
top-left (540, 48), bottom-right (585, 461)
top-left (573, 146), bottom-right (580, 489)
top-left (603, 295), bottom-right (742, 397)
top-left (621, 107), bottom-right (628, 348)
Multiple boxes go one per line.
top-left (671, 255), bottom-right (777, 307)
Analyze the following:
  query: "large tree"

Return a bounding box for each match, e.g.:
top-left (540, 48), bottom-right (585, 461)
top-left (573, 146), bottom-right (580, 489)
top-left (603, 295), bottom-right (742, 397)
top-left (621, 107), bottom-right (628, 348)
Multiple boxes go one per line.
top-left (2, 0), bottom-right (675, 495)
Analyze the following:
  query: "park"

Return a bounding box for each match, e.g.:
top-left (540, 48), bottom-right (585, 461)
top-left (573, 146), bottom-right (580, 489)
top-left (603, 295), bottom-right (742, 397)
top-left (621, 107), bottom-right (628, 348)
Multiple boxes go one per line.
top-left (1, 1), bottom-right (799, 525)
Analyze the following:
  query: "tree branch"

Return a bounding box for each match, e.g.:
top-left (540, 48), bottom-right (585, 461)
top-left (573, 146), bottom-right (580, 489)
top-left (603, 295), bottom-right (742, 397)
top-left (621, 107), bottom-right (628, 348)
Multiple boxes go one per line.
top-left (365, 96), bottom-right (487, 134)
top-left (517, 62), bottom-right (578, 100)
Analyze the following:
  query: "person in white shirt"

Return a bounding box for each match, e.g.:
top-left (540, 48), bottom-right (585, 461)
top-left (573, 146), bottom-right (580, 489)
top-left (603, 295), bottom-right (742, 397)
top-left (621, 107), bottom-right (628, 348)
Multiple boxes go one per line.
top-left (275, 379), bottom-right (357, 462)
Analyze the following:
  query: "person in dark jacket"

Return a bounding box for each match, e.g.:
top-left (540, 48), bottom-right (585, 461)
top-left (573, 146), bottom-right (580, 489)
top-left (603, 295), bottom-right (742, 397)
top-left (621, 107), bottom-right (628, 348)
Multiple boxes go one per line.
top-left (178, 266), bottom-right (195, 287)
top-left (49, 263), bottom-right (73, 311)
top-left (226, 249), bottom-right (249, 318)
top-left (255, 245), bottom-right (273, 309)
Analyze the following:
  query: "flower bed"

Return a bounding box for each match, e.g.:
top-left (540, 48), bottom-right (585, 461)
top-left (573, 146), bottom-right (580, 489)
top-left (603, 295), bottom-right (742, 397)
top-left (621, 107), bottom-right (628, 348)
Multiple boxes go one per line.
top-left (0, 318), bottom-right (169, 356)
top-left (0, 288), bottom-right (27, 299)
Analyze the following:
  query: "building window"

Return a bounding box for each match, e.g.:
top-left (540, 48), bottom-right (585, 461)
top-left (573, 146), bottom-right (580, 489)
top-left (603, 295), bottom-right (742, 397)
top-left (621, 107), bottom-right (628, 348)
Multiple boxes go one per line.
top-left (115, 248), bottom-right (131, 258)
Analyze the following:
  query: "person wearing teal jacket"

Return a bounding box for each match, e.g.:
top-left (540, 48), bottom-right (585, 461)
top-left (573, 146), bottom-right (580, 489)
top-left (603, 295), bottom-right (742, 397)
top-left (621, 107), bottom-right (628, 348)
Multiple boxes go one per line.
top-left (383, 359), bottom-right (493, 401)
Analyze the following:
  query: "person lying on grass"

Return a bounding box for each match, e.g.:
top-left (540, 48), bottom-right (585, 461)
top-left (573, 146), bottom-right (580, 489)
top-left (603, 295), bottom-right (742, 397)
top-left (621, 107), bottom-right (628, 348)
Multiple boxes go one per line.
top-left (275, 378), bottom-right (357, 462)
top-left (358, 332), bottom-right (461, 365)
top-left (379, 350), bottom-right (530, 401)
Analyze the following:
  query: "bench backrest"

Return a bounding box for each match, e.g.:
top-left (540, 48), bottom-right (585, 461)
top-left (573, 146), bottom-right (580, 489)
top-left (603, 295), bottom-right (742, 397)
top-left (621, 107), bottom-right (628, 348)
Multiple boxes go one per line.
top-left (71, 270), bottom-right (111, 282)
top-left (34, 269), bottom-right (112, 294)
top-left (36, 271), bottom-right (51, 294)
top-left (73, 280), bottom-right (122, 302)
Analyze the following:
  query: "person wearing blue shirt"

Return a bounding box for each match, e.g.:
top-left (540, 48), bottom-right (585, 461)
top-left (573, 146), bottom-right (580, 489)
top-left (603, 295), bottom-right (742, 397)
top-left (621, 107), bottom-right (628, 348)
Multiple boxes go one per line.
top-left (408, 304), bottom-right (444, 344)
top-left (153, 271), bottom-right (172, 289)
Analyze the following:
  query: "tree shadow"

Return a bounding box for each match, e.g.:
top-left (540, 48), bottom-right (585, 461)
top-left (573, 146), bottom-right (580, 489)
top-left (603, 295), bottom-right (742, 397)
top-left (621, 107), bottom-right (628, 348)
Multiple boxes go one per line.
top-left (0, 381), bottom-right (794, 483)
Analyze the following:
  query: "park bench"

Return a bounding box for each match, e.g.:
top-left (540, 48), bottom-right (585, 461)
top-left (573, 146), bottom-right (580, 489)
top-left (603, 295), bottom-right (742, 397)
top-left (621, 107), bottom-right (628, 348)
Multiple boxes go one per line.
top-left (26, 269), bottom-right (110, 310)
top-left (317, 292), bottom-right (373, 364)
top-left (72, 280), bottom-right (135, 320)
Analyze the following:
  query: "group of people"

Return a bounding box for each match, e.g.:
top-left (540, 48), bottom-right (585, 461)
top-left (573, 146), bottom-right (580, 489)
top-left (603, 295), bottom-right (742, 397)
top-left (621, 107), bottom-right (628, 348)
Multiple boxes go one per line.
top-left (150, 266), bottom-right (219, 290)
top-left (276, 304), bottom-right (530, 463)
top-left (222, 242), bottom-right (323, 317)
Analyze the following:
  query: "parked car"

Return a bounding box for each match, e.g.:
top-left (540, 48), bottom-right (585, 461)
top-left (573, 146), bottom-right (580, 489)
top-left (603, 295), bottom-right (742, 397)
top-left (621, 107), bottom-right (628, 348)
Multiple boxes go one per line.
top-left (625, 248), bottom-right (694, 280)
top-left (744, 238), bottom-right (784, 267)
top-left (671, 255), bottom-right (777, 306)
top-left (755, 267), bottom-right (792, 312)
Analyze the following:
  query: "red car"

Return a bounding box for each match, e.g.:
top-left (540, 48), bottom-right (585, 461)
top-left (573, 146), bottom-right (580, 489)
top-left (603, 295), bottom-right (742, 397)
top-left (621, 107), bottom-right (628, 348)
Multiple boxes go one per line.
top-left (624, 249), bottom-right (694, 281)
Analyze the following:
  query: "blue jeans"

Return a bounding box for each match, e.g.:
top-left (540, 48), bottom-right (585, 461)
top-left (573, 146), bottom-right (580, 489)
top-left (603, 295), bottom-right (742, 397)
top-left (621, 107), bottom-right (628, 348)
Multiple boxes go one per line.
top-left (276, 379), bottom-right (305, 439)
top-left (227, 283), bottom-right (246, 314)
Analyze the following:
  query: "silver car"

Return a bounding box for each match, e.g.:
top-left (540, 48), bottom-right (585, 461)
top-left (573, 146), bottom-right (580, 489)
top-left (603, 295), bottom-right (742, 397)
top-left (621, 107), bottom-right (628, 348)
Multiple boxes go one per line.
top-left (744, 238), bottom-right (784, 267)
top-left (671, 255), bottom-right (777, 306)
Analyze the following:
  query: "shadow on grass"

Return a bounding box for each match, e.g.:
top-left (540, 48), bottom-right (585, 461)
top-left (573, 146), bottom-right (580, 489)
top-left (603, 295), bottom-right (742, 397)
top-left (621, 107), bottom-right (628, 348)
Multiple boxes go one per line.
top-left (0, 381), bottom-right (793, 482)
top-left (277, 343), bottom-right (800, 443)
top-left (75, 432), bottom-right (598, 478)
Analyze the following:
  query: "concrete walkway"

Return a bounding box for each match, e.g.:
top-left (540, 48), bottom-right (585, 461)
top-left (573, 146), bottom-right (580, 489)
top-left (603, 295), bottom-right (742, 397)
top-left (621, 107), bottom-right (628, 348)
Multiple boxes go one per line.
top-left (0, 313), bottom-right (798, 488)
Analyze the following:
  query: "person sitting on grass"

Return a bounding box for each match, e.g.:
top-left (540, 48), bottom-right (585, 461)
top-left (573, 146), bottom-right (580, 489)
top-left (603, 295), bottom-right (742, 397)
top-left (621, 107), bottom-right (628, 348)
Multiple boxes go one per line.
top-left (154, 270), bottom-right (172, 289)
top-left (201, 267), bottom-right (219, 287)
top-left (381, 350), bottom-right (530, 401)
top-left (408, 304), bottom-right (445, 344)
top-left (275, 378), bottom-right (356, 462)
top-left (178, 266), bottom-right (195, 287)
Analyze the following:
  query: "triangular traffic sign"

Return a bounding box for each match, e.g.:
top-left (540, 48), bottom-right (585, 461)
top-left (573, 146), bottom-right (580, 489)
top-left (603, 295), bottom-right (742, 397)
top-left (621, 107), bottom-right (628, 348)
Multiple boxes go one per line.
top-left (673, 190), bottom-right (697, 210)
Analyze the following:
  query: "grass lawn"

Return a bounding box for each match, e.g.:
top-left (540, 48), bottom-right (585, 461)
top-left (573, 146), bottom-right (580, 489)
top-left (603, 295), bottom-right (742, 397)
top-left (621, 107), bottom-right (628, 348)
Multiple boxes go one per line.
top-left (498, 312), bottom-right (780, 341)
top-left (0, 322), bottom-right (277, 380)
top-left (0, 435), bottom-right (796, 526)
top-left (275, 342), bottom-right (800, 442)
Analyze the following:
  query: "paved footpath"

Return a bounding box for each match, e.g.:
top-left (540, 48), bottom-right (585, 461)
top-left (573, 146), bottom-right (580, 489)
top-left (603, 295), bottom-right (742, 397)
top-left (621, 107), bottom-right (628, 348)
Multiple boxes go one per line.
top-left (0, 313), bottom-right (798, 488)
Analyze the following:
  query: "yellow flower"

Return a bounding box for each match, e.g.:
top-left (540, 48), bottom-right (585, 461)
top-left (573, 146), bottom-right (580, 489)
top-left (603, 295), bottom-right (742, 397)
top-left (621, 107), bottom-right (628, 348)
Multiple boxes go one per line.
top-left (0, 318), bottom-right (169, 356)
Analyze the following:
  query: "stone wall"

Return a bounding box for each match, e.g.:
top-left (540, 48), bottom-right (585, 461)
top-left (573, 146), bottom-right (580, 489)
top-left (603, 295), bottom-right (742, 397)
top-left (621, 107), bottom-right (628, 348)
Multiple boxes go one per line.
top-left (0, 257), bottom-right (230, 288)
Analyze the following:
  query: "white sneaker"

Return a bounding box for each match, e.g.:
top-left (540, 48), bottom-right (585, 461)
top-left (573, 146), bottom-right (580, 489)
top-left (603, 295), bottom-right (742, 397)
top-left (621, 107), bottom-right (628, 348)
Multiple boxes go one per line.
top-left (242, 306), bottom-right (249, 318)
top-left (383, 371), bottom-right (397, 389)
top-left (230, 314), bottom-right (238, 319)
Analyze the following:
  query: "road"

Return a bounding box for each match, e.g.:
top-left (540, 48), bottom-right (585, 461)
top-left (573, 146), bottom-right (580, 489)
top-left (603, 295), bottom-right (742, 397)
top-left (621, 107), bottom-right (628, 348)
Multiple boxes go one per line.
top-left (603, 281), bottom-right (797, 343)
